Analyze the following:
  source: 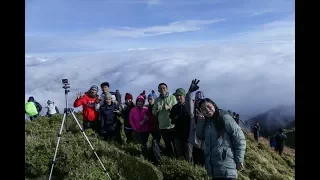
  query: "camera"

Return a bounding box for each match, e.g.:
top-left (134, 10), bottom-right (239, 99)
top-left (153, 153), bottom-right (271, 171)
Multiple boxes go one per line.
top-left (62, 79), bottom-right (69, 84)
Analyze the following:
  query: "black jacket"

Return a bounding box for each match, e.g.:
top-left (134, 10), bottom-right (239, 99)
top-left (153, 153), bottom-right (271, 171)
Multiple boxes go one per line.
top-left (121, 102), bottom-right (135, 128)
top-left (169, 103), bottom-right (191, 141)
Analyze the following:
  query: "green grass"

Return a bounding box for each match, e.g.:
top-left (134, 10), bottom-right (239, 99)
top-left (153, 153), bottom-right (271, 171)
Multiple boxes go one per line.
top-left (25, 114), bottom-right (295, 180)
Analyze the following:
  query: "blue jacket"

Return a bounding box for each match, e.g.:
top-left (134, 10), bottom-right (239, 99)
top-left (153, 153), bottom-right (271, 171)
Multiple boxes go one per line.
top-left (196, 110), bottom-right (246, 178)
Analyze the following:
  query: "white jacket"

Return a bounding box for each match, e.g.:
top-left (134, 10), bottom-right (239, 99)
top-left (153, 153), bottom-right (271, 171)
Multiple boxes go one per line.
top-left (46, 103), bottom-right (58, 115)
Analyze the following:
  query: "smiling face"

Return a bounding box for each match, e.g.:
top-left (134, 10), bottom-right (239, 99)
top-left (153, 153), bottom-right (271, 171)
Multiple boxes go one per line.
top-left (175, 94), bottom-right (185, 104)
top-left (90, 88), bottom-right (97, 96)
top-left (148, 96), bottom-right (155, 105)
top-left (105, 97), bottom-right (112, 105)
top-left (158, 84), bottom-right (168, 95)
top-left (102, 86), bottom-right (109, 93)
top-left (136, 99), bottom-right (144, 107)
top-left (200, 101), bottom-right (216, 117)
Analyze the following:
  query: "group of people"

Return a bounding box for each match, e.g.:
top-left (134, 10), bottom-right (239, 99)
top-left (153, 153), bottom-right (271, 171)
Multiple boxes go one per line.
top-left (25, 97), bottom-right (60, 120)
top-left (70, 79), bottom-right (246, 180)
top-left (26, 79), bottom-right (248, 180)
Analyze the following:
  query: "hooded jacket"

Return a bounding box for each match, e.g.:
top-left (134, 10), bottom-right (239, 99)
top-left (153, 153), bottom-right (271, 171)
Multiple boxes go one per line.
top-left (129, 95), bottom-right (152, 132)
top-left (152, 92), bottom-right (177, 129)
top-left (73, 92), bottom-right (99, 121)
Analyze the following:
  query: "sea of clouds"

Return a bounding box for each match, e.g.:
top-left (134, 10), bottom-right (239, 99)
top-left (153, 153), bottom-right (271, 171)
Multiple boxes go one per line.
top-left (25, 19), bottom-right (295, 120)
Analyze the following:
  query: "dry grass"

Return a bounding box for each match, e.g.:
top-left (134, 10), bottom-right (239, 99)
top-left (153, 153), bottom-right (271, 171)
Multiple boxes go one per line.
top-left (25, 114), bottom-right (295, 180)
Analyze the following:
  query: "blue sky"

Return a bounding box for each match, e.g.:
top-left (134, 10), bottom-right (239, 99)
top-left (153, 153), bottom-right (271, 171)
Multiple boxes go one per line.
top-left (25, 0), bottom-right (295, 55)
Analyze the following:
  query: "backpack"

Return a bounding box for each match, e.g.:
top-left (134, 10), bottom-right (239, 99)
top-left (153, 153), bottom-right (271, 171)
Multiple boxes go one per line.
top-left (25, 102), bottom-right (38, 116)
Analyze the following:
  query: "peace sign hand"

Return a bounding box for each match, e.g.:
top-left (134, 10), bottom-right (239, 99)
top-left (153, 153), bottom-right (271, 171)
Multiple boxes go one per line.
top-left (76, 92), bottom-right (82, 99)
top-left (189, 79), bottom-right (200, 92)
top-left (195, 108), bottom-right (205, 120)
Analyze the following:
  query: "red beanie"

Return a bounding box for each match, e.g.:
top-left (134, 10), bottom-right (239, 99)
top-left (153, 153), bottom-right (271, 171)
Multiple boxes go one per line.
top-left (125, 93), bottom-right (133, 100)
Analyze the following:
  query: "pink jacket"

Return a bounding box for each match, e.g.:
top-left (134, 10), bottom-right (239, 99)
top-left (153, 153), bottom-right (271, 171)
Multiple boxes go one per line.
top-left (129, 106), bottom-right (152, 132)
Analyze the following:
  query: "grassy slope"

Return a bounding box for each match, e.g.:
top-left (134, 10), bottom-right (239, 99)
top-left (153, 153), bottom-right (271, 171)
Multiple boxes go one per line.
top-left (25, 114), bottom-right (295, 180)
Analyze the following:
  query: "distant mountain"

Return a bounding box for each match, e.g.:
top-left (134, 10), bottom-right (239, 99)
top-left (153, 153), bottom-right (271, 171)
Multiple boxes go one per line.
top-left (246, 104), bottom-right (295, 137)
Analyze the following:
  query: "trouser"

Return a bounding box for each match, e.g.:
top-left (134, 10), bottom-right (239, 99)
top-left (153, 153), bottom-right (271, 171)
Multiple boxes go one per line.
top-left (160, 128), bottom-right (176, 157)
top-left (193, 146), bottom-right (205, 166)
top-left (275, 147), bottom-right (284, 156)
top-left (174, 138), bottom-right (193, 162)
top-left (124, 127), bottom-right (134, 143)
top-left (83, 120), bottom-right (99, 132)
top-left (29, 115), bottom-right (38, 121)
top-left (254, 133), bottom-right (259, 142)
top-left (135, 132), bottom-right (150, 153)
top-left (103, 123), bottom-right (122, 145)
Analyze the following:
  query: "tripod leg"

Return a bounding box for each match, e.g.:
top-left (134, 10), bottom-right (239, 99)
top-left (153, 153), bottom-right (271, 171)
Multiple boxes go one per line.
top-left (48, 113), bottom-right (67, 180)
top-left (70, 111), bottom-right (111, 180)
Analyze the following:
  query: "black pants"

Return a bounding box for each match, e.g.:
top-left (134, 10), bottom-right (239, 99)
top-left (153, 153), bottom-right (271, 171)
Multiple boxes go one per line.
top-left (193, 147), bottom-right (205, 166)
top-left (136, 132), bottom-right (150, 151)
top-left (29, 115), bottom-right (38, 121)
top-left (102, 123), bottom-right (122, 145)
top-left (175, 138), bottom-right (193, 162)
top-left (160, 128), bottom-right (176, 157)
top-left (254, 133), bottom-right (259, 142)
top-left (83, 120), bottom-right (99, 132)
top-left (275, 147), bottom-right (284, 156)
top-left (124, 127), bottom-right (134, 143)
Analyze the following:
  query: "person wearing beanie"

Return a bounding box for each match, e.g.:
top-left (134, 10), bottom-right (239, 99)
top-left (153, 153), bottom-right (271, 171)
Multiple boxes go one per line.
top-left (74, 85), bottom-right (99, 132)
top-left (45, 100), bottom-right (60, 117)
top-left (169, 88), bottom-right (193, 162)
top-left (129, 95), bottom-right (152, 156)
top-left (152, 82), bottom-right (178, 157)
top-left (121, 93), bottom-right (135, 143)
top-left (99, 92), bottom-right (123, 144)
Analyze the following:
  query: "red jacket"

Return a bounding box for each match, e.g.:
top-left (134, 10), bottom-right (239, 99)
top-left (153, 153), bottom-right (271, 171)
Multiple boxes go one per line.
top-left (73, 92), bottom-right (99, 122)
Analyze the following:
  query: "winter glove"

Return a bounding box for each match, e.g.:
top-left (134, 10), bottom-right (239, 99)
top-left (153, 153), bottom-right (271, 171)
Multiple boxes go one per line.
top-left (189, 79), bottom-right (200, 92)
top-left (140, 120), bottom-right (145, 125)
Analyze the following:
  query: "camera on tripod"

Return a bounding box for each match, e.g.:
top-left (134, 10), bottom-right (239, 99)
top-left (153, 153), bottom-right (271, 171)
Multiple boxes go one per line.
top-left (62, 79), bottom-right (70, 91)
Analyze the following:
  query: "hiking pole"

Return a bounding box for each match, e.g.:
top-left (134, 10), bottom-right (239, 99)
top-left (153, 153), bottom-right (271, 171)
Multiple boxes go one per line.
top-left (70, 109), bottom-right (111, 180)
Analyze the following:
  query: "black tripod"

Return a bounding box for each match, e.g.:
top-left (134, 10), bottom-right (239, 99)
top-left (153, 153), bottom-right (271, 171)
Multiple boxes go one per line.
top-left (48, 80), bottom-right (111, 180)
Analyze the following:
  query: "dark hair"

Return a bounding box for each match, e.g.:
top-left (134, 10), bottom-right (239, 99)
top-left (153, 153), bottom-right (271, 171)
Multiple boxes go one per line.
top-left (100, 82), bottom-right (110, 88)
top-left (198, 98), bottom-right (224, 138)
top-left (158, 83), bottom-right (167, 89)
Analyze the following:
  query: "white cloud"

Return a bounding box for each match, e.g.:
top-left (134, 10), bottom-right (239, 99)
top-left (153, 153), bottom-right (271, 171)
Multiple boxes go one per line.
top-left (25, 18), bottom-right (295, 119)
top-left (92, 19), bottom-right (225, 38)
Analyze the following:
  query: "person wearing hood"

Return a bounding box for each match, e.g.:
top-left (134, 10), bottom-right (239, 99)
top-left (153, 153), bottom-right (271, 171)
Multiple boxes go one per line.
top-left (99, 92), bottom-right (122, 144)
top-left (25, 96), bottom-right (42, 121)
top-left (274, 128), bottom-right (288, 156)
top-left (169, 88), bottom-right (193, 162)
top-left (129, 95), bottom-right (152, 156)
top-left (196, 97), bottom-right (246, 179)
top-left (121, 93), bottom-right (135, 143)
top-left (74, 85), bottom-right (99, 132)
top-left (45, 100), bottom-right (59, 117)
top-left (152, 82), bottom-right (178, 157)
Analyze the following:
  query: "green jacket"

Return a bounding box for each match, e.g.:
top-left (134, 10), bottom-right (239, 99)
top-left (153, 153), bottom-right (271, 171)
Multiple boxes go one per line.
top-left (152, 94), bottom-right (177, 129)
top-left (196, 109), bottom-right (246, 178)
